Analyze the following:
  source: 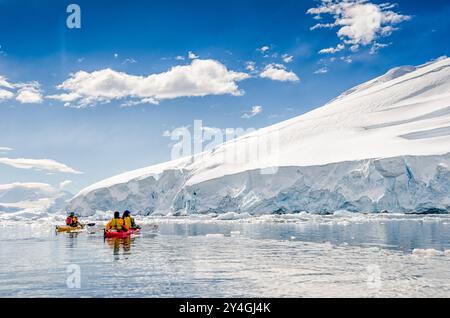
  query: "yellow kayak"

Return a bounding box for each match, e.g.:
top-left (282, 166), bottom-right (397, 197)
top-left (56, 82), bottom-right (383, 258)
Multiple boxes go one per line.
top-left (56, 225), bottom-right (85, 233)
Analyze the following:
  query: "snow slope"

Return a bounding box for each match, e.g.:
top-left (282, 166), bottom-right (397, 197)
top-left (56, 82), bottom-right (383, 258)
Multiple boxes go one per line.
top-left (0, 183), bottom-right (72, 219)
top-left (69, 57), bottom-right (450, 215)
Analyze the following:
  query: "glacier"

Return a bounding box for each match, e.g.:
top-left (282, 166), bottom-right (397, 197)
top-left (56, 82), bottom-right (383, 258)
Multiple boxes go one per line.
top-left (69, 57), bottom-right (450, 216)
top-left (0, 183), bottom-right (72, 220)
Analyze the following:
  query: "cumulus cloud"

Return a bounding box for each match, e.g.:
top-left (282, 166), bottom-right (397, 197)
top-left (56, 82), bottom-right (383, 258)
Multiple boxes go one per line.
top-left (242, 105), bottom-right (263, 119)
top-left (282, 54), bottom-right (294, 63)
top-left (246, 61), bottom-right (256, 72)
top-left (0, 77), bottom-right (44, 104)
top-left (314, 67), bottom-right (329, 74)
top-left (188, 51), bottom-right (199, 60)
top-left (369, 42), bottom-right (389, 55)
top-left (0, 158), bottom-right (82, 174)
top-left (0, 89), bottom-right (14, 100)
top-left (258, 46), bottom-right (270, 53)
top-left (341, 56), bottom-right (353, 63)
top-left (0, 76), bottom-right (14, 89)
top-left (319, 44), bottom-right (345, 54)
top-left (0, 76), bottom-right (16, 102)
top-left (260, 64), bottom-right (300, 82)
top-left (15, 82), bottom-right (43, 104)
top-left (48, 59), bottom-right (250, 108)
top-left (307, 0), bottom-right (410, 51)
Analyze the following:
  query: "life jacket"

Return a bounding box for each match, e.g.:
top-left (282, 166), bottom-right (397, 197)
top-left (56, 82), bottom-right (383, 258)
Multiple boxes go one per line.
top-left (66, 216), bottom-right (78, 226)
top-left (110, 218), bottom-right (127, 231)
top-left (123, 216), bottom-right (135, 229)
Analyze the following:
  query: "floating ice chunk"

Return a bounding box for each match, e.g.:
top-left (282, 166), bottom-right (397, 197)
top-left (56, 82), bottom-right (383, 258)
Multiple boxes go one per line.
top-left (215, 212), bottom-right (252, 220)
top-left (333, 210), bottom-right (356, 217)
top-left (412, 249), bottom-right (445, 257)
top-left (205, 233), bottom-right (225, 238)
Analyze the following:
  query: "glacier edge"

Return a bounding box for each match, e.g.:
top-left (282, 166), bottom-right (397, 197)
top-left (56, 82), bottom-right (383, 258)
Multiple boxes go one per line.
top-left (68, 153), bottom-right (450, 216)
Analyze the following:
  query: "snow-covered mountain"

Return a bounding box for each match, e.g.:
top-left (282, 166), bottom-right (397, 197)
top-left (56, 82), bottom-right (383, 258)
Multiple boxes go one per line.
top-left (69, 57), bottom-right (450, 215)
top-left (0, 183), bottom-right (72, 217)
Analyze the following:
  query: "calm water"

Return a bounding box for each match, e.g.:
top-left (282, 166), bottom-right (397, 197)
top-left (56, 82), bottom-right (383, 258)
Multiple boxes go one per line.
top-left (1, 214), bottom-right (450, 297)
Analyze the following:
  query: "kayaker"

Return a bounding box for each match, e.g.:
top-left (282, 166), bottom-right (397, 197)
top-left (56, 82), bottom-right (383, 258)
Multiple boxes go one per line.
top-left (106, 211), bottom-right (129, 232)
top-left (122, 210), bottom-right (141, 230)
top-left (66, 212), bottom-right (81, 227)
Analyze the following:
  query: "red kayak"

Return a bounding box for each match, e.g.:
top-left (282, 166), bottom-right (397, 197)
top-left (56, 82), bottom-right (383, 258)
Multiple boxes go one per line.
top-left (104, 228), bottom-right (141, 239)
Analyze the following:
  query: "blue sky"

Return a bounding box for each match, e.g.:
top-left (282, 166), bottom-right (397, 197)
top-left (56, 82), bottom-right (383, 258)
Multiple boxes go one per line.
top-left (0, 0), bottom-right (449, 194)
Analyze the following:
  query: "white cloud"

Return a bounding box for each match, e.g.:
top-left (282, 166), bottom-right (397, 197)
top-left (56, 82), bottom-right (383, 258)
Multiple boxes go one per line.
top-left (307, 0), bottom-right (410, 49)
top-left (59, 180), bottom-right (73, 190)
top-left (258, 46), bottom-right (270, 53)
top-left (15, 83), bottom-right (43, 104)
top-left (0, 158), bottom-right (82, 174)
top-left (49, 59), bottom-right (250, 107)
top-left (0, 182), bottom-right (56, 193)
top-left (0, 79), bottom-right (44, 104)
top-left (282, 54), bottom-right (294, 63)
top-left (0, 76), bottom-right (14, 89)
top-left (341, 56), bottom-right (353, 63)
top-left (246, 61), bottom-right (256, 72)
top-left (314, 67), bottom-right (329, 74)
top-left (369, 42), bottom-right (389, 54)
top-left (242, 105), bottom-right (263, 119)
top-left (188, 51), bottom-right (199, 60)
top-left (0, 147), bottom-right (12, 154)
top-left (260, 64), bottom-right (300, 82)
top-left (175, 55), bottom-right (185, 61)
top-left (319, 44), bottom-right (345, 54)
top-left (0, 77), bottom-right (44, 104)
top-left (0, 89), bottom-right (14, 100)
top-left (350, 44), bottom-right (360, 52)
top-left (122, 58), bottom-right (137, 65)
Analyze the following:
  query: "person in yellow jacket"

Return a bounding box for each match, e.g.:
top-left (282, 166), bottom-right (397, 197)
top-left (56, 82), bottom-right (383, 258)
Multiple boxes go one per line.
top-left (122, 210), bottom-right (141, 230)
top-left (66, 212), bottom-right (81, 227)
top-left (106, 211), bottom-right (129, 231)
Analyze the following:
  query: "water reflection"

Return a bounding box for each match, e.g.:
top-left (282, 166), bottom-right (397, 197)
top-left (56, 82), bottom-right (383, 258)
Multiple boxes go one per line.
top-left (105, 237), bottom-right (133, 260)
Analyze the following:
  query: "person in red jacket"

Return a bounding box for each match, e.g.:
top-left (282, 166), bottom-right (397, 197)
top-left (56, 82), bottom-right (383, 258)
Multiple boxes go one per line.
top-left (66, 212), bottom-right (80, 227)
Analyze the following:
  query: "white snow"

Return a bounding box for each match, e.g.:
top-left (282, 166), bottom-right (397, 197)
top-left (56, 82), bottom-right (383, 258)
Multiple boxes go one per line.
top-left (70, 57), bottom-right (450, 216)
top-left (0, 183), bottom-right (72, 218)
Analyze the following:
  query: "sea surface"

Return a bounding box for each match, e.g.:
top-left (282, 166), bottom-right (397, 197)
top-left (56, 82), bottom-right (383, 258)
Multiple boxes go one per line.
top-left (1, 213), bottom-right (450, 297)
